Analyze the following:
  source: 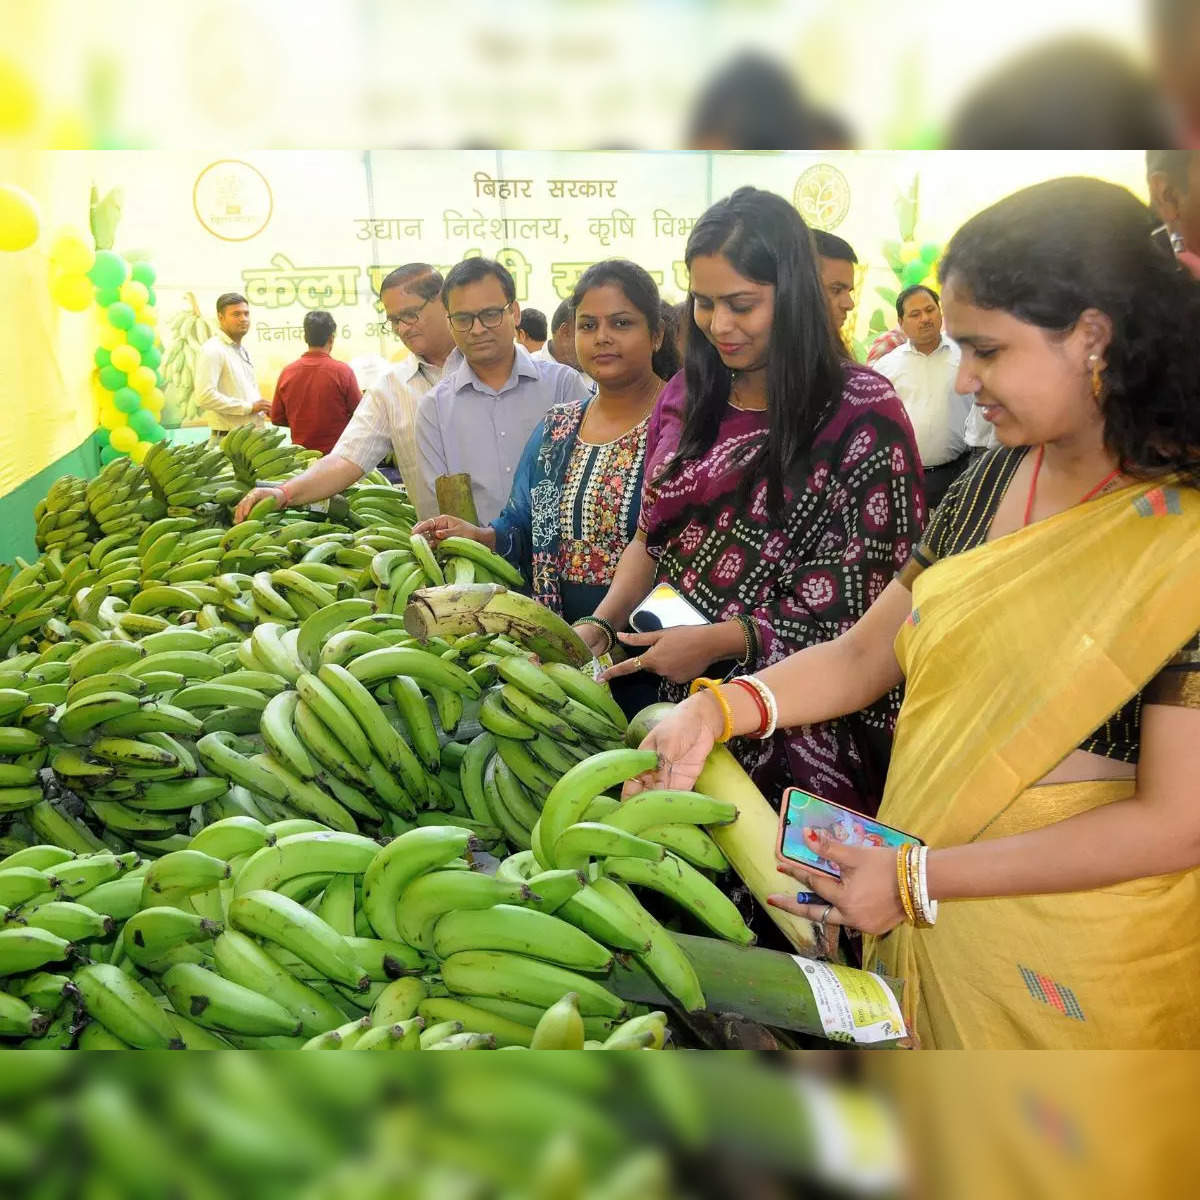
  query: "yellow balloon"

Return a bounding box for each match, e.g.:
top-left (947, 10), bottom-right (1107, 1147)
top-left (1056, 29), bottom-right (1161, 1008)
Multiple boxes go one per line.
top-left (127, 365), bottom-right (157, 395)
top-left (50, 230), bottom-right (94, 275)
top-left (130, 440), bottom-right (151, 464)
top-left (100, 406), bottom-right (125, 432)
top-left (139, 307), bottom-right (158, 327)
top-left (119, 280), bottom-right (149, 307)
top-left (109, 424), bottom-right (138, 453)
top-left (0, 57), bottom-right (39, 136)
top-left (98, 323), bottom-right (127, 351)
top-left (142, 388), bottom-right (165, 413)
top-left (51, 272), bottom-right (93, 311)
top-left (899, 242), bottom-right (920, 265)
top-left (0, 183), bottom-right (40, 252)
top-left (109, 343), bottom-right (142, 373)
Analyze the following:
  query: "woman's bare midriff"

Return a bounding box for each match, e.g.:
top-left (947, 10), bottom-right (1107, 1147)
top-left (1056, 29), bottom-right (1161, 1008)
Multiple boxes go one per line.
top-left (1034, 748), bottom-right (1136, 787)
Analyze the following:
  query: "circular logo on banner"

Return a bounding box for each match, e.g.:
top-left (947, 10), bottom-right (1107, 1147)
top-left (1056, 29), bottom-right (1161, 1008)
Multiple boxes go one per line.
top-left (193, 160), bottom-right (273, 241)
top-left (794, 164), bottom-right (851, 231)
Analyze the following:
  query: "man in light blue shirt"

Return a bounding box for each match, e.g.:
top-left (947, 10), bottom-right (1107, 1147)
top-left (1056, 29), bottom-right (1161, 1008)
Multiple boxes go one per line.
top-left (416, 258), bottom-right (591, 524)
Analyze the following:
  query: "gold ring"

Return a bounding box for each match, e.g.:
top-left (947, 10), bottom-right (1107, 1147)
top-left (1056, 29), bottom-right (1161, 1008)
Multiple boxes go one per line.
top-left (634, 656), bottom-right (644, 669)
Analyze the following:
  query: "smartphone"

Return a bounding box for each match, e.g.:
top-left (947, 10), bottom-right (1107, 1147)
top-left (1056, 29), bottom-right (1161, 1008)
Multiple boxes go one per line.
top-left (628, 583), bottom-right (710, 633)
top-left (776, 787), bottom-right (921, 879)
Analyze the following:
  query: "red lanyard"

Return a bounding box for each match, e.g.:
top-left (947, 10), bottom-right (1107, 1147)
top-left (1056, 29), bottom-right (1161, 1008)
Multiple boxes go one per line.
top-left (1023, 445), bottom-right (1123, 527)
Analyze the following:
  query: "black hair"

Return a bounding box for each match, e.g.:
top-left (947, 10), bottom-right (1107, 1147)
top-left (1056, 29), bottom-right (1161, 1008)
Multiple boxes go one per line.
top-left (896, 285), bottom-right (940, 322)
top-left (569, 258), bottom-right (679, 381)
top-left (549, 299), bottom-right (573, 334)
top-left (812, 230), bottom-right (857, 264)
top-left (379, 264), bottom-right (443, 301)
top-left (517, 308), bottom-right (547, 341)
top-left (216, 292), bottom-right (247, 315)
top-left (1146, 150), bottom-right (1196, 193)
top-left (440, 258), bottom-right (516, 306)
top-left (938, 176), bottom-right (1200, 485)
top-left (945, 37), bottom-right (1172, 148)
top-left (662, 186), bottom-right (846, 517)
top-left (303, 311), bottom-right (337, 347)
top-left (686, 52), bottom-right (854, 149)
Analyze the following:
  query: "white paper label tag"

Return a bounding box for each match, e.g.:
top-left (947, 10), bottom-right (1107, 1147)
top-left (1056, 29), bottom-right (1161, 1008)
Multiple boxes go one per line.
top-left (793, 957), bottom-right (907, 1044)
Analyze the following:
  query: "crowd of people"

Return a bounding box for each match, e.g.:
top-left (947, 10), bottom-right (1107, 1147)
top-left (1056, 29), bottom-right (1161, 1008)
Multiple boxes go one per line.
top-left (214, 151), bottom-right (1200, 1049)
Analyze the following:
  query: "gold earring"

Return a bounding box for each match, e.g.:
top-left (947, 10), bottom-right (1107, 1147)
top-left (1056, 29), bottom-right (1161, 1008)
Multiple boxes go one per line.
top-left (1088, 355), bottom-right (1103, 402)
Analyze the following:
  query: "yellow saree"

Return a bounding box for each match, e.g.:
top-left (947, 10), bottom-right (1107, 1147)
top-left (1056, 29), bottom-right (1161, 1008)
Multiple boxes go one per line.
top-left (865, 477), bottom-right (1200, 1048)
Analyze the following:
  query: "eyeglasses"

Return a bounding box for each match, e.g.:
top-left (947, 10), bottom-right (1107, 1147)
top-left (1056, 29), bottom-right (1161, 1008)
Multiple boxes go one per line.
top-left (448, 302), bottom-right (513, 333)
top-left (386, 298), bottom-right (432, 329)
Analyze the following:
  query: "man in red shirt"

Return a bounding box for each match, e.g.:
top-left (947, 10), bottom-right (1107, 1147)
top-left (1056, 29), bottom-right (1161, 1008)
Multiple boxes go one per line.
top-left (270, 311), bottom-right (361, 453)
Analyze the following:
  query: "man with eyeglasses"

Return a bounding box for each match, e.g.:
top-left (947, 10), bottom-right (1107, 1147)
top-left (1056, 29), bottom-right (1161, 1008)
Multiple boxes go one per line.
top-left (195, 292), bottom-right (272, 438)
top-left (233, 264), bottom-right (457, 523)
top-left (416, 258), bottom-right (592, 525)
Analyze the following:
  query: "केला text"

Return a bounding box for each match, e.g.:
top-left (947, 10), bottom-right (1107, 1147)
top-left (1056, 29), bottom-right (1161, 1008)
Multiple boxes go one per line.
top-left (123, 905), bottom-right (221, 971)
top-left (537, 748), bottom-right (660, 870)
top-left (15, 898), bottom-right (114, 942)
top-left (0, 924), bottom-right (74, 975)
top-left (210, 928), bottom-right (345, 1038)
top-left (438, 948), bottom-right (628, 1020)
top-left (431, 902), bottom-right (613, 973)
top-left (227, 888), bottom-right (370, 991)
top-left (346, 645), bottom-right (481, 698)
top-left (360, 824), bottom-right (477, 943)
top-left (249, 622), bottom-right (302, 683)
top-left (547, 814), bottom-right (667, 870)
top-left (259, 689), bottom-right (318, 779)
top-left (187, 814), bottom-right (274, 862)
top-left (394, 868), bottom-right (533, 953)
top-left (161, 960), bottom-right (305, 1037)
top-left (602, 851), bottom-right (754, 945)
top-left (194, 731), bottom-right (292, 803)
top-left (69, 961), bottom-right (185, 1048)
top-left (294, 671), bottom-right (374, 769)
top-left (232, 829), bottom-right (381, 898)
top-left (95, 700), bottom-right (205, 739)
top-left (539, 661), bottom-right (629, 732)
top-left (385, 674), bottom-right (442, 774)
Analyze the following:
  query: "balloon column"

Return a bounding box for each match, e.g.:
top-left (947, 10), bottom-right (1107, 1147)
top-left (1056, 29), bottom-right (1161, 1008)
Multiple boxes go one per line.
top-left (49, 232), bottom-right (169, 466)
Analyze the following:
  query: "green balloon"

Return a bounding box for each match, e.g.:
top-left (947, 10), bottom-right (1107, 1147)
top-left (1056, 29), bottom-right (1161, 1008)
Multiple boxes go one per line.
top-left (98, 365), bottom-right (127, 391)
top-left (901, 261), bottom-right (927, 287)
top-left (146, 287), bottom-right (157, 307)
top-left (94, 287), bottom-right (121, 307)
top-left (95, 427), bottom-right (111, 448)
top-left (113, 386), bottom-right (141, 413)
top-left (93, 347), bottom-right (111, 369)
top-left (147, 423), bottom-right (167, 442)
top-left (131, 261), bottom-right (157, 287)
top-left (99, 444), bottom-right (121, 465)
top-left (141, 344), bottom-right (162, 370)
top-left (106, 301), bottom-right (136, 331)
top-left (127, 323), bottom-right (155, 353)
top-left (87, 250), bottom-right (128, 290)
top-left (920, 241), bottom-right (940, 265)
top-left (128, 408), bottom-right (158, 438)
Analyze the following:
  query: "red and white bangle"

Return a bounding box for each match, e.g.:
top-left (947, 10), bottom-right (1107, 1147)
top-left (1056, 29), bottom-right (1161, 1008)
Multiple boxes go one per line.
top-left (273, 483), bottom-right (292, 507)
top-left (727, 675), bottom-right (778, 740)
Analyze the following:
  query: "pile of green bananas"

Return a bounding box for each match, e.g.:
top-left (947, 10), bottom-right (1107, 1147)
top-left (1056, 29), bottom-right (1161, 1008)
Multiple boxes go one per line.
top-left (85, 456), bottom-right (152, 542)
top-left (143, 439), bottom-right (241, 511)
top-left (222, 423), bottom-right (319, 489)
top-left (159, 294), bottom-right (214, 425)
top-left (33, 475), bottom-right (93, 555)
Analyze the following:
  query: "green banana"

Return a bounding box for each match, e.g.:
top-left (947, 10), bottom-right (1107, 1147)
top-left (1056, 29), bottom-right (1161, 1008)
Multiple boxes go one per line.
top-left (162, 961), bottom-right (303, 1037)
top-left (541, 661), bottom-right (628, 731)
top-left (195, 731), bottom-right (290, 802)
top-left (439, 949), bottom-right (627, 1019)
top-left (295, 672), bottom-right (373, 768)
top-left (637, 822), bottom-right (730, 872)
top-left (124, 906), bottom-right (221, 970)
top-left (479, 688), bottom-right (537, 741)
top-left (347, 646), bottom-right (480, 697)
top-left (17, 899), bottom-right (114, 942)
top-left (551, 822), bottom-right (666, 870)
top-left (395, 869), bottom-right (533, 953)
top-left (432, 903), bottom-right (612, 972)
top-left (232, 830), bottom-right (380, 897)
top-left (188, 815), bottom-right (273, 862)
top-left (0, 925), bottom-right (72, 975)
top-left (259, 690), bottom-right (317, 778)
top-left (70, 961), bottom-right (183, 1048)
top-left (387, 675), bottom-right (441, 772)
top-left (529, 990), bottom-right (586, 1049)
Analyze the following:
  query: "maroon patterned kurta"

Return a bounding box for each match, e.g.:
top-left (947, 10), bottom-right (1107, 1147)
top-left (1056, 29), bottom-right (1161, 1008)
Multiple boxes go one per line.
top-left (639, 366), bottom-right (926, 814)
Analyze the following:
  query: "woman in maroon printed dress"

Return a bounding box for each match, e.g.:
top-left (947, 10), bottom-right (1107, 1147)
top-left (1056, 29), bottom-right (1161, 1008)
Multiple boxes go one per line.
top-left (580, 186), bottom-right (926, 815)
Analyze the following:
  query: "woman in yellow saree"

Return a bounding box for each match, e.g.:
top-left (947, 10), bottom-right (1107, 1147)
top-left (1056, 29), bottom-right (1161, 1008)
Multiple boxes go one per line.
top-left (625, 176), bottom-right (1200, 1048)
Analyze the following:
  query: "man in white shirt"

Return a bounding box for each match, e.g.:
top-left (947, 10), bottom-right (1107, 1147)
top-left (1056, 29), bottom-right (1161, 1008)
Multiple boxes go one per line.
top-left (233, 264), bottom-right (457, 522)
top-left (194, 293), bottom-right (272, 436)
top-left (416, 258), bottom-right (592, 525)
top-left (873, 285), bottom-right (974, 509)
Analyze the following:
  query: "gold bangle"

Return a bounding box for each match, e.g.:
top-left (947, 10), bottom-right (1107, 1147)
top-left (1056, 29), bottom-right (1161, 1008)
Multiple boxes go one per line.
top-left (896, 845), bottom-right (917, 925)
top-left (688, 677), bottom-right (734, 744)
top-left (905, 844), bottom-right (927, 928)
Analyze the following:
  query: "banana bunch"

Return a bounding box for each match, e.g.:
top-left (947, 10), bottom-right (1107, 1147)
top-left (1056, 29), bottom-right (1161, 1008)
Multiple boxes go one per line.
top-left (222, 424), bottom-right (317, 490)
top-left (33, 475), bottom-right (94, 556)
top-left (405, 582), bottom-right (593, 666)
top-left (344, 481), bottom-right (416, 531)
top-left (159, 298), bottom-right (214, 425)
top-left (85, 457), bottom-right (153, 543)
top-left (143, 439), bottom-right (237, 511)
top-left (0, 555), bottom-right (80, 658)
